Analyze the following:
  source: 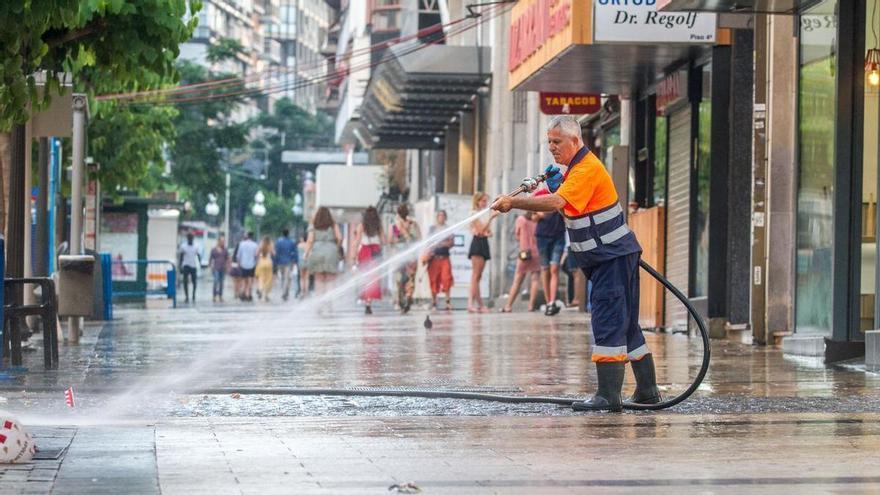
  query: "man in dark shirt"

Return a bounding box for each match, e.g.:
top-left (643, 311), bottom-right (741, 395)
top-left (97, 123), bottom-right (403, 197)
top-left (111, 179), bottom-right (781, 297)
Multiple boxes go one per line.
top-left (534, 188), bottom-right (566, 316)
top-left (274, 229), bottom-right (299, 301)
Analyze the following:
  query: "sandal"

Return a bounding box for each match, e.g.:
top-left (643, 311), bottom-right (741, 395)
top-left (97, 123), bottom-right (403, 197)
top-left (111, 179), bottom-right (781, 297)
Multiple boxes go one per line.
top-left (499, 307), bottom-right (512, 313)
top-left (445, 299), bottom-right (453, 311)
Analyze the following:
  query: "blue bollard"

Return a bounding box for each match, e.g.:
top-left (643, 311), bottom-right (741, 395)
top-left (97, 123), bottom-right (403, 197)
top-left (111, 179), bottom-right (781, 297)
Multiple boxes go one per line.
top-left (101, 253), bottom-right (113, 320)
top-left (166, 268), bottom-right (177, 308)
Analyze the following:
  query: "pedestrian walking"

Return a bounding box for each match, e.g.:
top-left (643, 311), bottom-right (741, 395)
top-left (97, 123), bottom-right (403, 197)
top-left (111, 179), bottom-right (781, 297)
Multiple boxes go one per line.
top-left (275, 229), bottom-right (298, 301)
top-left (533, 188), bottom-right (567, 316)
top-left (209, 236), bottom-right (229, 302)
top-left (389, 204), bottom-right (421, 314)
top-left (178, 233), bottom-right (201, 303)
top-left (491, 115), bottom-right (661, 412)
top-left (255, 236), bottom-right (275, 302)
top-left (235, 232), bottom-right (259, 301)
top-left (351, 206), bottom-right (385, 314)
top-left (297, 233), bottom-right (309, 298)
top-left (425, 210), bottom-right (454, 311)
top-left (500, 211), bottom-right (541, 312)
top-left (468, 192), bottom-right (498, 313)
top-left (304, 207), bottom-right (342, 299)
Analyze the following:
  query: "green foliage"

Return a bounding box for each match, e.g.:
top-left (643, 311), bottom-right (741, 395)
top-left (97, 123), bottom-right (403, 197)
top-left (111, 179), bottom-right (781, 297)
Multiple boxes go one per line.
top-left (206, 38), bottom-right (244, 63)
top-left (0, 0), bottom-right (201, 130)
top-left (88, 101), bottom-right (177, 194)
top-left (168, 56), bottom-right (248, 218)
top-left (251, 97), bottom-right (335, 197)
top-left (244, 191), bottom-right (301, 239)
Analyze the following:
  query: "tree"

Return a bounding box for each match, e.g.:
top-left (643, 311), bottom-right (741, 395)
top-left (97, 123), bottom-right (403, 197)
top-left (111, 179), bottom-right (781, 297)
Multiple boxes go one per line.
top-left (0, 1), bottom-right (199, 230)
top-left (0, 0), bottom-right (200, 130)
top-left (251, 98), bottom-right (335, 198)
top-left (167, 41), bottom-right (248, 221)
top-left (88, 102), bottom-right (178, 195)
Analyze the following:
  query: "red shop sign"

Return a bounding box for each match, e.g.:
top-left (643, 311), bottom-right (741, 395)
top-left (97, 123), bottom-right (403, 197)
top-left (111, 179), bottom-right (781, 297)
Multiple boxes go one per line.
top-left (508, 0), bottom-right (572, 72)
top-left (539, 93), bottom-right (601, 115)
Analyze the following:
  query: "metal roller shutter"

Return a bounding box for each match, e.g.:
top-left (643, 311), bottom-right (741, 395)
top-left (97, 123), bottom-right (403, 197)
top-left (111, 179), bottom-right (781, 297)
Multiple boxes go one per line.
top-left (665, 107), bottom-right (692, 330)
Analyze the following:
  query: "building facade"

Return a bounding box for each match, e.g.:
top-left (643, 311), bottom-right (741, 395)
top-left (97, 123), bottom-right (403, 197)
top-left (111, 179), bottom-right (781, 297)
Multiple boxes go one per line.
top-left (657, 0), bottom-right (878, 360)
top-left (181, 0), bottom-right (335, 117)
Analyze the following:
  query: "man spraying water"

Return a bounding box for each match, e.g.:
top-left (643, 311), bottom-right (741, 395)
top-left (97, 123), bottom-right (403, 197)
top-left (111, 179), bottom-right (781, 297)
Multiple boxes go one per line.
top-left (491, 115), bottom-right (661, 412)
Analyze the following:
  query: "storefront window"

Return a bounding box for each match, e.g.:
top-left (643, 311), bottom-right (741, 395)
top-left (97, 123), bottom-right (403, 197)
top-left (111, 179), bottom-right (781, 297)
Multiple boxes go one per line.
top-left (602, 124), bottom-right (621, 169)
top-left (796, 0), bottom-right (838, 334)
top-left (860, 0), bottom-right (880, 332)
top-left (654, 115), bottom-right (667, 205)
top-left (694, 66), bottom-right (712, 298)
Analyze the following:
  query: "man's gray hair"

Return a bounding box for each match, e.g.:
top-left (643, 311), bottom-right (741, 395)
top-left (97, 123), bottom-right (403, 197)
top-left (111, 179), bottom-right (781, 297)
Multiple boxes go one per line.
top-left (547, 115), bottom-right (583, 139)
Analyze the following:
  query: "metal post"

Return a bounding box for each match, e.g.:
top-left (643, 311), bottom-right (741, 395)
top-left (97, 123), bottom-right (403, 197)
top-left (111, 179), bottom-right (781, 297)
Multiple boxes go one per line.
top-left (48, 138), bottom-right (60, 273)
top-left (224, 172), bottom-right (231, 237)
top-left (71, 95), bottom-right (86, 256)
top-left (68, 94), bottom-right (87, 344)
top-left (7, 124), bottom-right (26, 365)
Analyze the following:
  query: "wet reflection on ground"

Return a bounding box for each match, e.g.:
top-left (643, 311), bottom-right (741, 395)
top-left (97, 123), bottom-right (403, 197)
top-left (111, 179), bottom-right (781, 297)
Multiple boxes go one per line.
top-left (4, 301), bottom-right (879, 418)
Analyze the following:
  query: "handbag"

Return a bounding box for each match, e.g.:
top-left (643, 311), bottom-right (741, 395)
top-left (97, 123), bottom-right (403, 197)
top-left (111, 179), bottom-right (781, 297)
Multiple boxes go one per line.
top-left (518, 249), bottom-right (532, 261)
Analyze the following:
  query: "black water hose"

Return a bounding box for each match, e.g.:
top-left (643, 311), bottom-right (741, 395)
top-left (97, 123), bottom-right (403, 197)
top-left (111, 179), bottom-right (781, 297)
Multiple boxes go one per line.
top-left (10, 268), bottom-right (708, 411)
top-left (184, 260), bottom-right (710, 411)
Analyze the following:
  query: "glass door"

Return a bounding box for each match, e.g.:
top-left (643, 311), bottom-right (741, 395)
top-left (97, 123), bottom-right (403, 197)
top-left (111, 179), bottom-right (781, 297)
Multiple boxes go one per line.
top-left (796, 0), bottom-right (838, 335)
top-left (860, 0), bottom-right (880, 332)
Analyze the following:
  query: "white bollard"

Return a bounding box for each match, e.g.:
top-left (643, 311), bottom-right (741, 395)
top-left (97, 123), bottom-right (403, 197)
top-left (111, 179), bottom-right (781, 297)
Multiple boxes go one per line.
top-left (0, 411), bottom-right (36, 463)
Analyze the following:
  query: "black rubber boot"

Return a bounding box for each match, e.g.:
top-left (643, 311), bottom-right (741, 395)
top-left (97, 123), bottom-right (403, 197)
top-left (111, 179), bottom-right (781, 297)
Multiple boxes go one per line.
top-left (626, 354), bottom-right (662, 405)
top-left (571, 362), bottom-right (624, 412)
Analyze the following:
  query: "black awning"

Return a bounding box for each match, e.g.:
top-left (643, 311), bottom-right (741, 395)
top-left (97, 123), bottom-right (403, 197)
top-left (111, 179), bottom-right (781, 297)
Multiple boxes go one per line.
top-left (361, 44), bottom-right (490, 149)
top-left (658, 0), bottom-right (814, 14)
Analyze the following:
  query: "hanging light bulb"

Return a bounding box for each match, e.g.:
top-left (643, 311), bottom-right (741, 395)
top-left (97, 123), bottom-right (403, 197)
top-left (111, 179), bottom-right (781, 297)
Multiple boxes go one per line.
top-left (866, 48), bottom-right (880, 87)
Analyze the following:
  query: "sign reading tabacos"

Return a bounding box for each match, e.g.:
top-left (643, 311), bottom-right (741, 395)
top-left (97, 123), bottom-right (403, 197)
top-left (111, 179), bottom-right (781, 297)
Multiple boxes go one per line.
top-left (508, 0), bottom-right (572, 71)
top-left (540, 93), bottom-right (601, 115)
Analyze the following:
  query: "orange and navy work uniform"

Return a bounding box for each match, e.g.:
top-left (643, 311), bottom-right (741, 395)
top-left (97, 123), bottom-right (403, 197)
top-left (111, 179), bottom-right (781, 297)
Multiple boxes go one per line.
top-left (555, 146), bottom-right (649, 363)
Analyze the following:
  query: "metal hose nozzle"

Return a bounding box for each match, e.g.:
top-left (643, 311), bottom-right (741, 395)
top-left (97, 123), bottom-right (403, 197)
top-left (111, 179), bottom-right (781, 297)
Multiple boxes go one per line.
top-left (507, 172), bottom-right (548, 197)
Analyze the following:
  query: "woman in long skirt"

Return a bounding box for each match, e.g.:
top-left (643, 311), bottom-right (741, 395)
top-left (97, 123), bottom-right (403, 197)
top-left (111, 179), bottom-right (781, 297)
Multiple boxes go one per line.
top-left (352, 206), bottom-right (385, 314)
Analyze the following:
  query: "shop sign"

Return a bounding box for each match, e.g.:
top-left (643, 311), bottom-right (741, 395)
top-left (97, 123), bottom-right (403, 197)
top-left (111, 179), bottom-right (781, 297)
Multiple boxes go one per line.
top-left (539, 92), bottom-right (601, 115)
top-left (655, 70), bottom-right (687, 115)
top-left (508, 0), bottom-right (572, 71)
top-left (593, 0), bottom-right (717, 44)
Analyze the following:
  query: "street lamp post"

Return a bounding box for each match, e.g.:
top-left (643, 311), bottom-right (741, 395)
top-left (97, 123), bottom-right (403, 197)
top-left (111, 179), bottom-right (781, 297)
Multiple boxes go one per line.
top-left (206, 194), bottom-right (220, 224)
top-left (224, 173), bottom-right (231, 238)
top-left (252, 190), bottom-right (266, 238)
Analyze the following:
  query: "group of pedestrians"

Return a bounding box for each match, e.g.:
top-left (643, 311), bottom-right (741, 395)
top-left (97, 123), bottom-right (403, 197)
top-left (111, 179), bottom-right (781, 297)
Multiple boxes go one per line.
top-left (177, 189), bottom-right (569, 312)
top-left (179, 228), bottom-right (301, 304)
top-left (499, 187), bottom-right (569, 315)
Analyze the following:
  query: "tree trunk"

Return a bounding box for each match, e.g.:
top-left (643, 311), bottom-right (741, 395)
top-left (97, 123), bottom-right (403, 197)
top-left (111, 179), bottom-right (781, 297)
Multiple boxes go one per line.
top-left (0, 131), bottom-right (9, 236)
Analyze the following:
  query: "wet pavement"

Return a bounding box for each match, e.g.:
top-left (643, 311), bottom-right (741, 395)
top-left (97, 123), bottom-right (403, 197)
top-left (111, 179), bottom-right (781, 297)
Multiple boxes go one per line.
top-left (1, 287), bottom-right (879, 493)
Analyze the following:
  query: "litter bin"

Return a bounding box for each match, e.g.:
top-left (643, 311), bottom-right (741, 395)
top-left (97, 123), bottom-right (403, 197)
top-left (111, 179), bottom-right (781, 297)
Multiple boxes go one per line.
top-left (57, 255), bottom-right (95, 317)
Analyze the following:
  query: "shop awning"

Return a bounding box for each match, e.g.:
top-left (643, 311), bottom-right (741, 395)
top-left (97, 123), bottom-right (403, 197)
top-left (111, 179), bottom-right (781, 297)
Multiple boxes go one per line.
top-left (361, 44), bottom-right (490, 149)
top-left (657, 0), bottom-right (810, 14)
top-left (513, 44), bottom-right (709, 96)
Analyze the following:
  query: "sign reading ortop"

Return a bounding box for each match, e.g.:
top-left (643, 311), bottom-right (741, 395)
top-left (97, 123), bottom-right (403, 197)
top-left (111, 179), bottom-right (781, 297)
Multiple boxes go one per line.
top-left (593, 0), bottom-right (717, 43)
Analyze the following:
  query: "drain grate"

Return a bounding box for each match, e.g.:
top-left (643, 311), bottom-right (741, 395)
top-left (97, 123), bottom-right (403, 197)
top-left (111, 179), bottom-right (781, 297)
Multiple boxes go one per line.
top-left (33, 447), bottom-right (66, 460)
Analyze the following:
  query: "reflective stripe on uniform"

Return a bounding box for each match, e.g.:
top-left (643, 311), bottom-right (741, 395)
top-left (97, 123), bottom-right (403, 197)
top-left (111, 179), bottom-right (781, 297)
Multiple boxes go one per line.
top-left (564, 215), bottom-right (591, 230)
top-left (592, 203), bottom-right (623, 225)
top-left (570, 238), bottom-right (598, 252)
top-left (627, 344), bottom-right (650, 361)
top-left (599, 224), bottom-right (631, 245)
top-left (593, 345), bottom-right (627, 357)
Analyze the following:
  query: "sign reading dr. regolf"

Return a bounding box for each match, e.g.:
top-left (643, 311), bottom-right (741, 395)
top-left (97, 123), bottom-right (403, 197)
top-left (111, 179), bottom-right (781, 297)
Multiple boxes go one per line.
top-left (540, 93), bottom-right (601, 115)
top-left (593, 0), bottom-right (717, 44)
